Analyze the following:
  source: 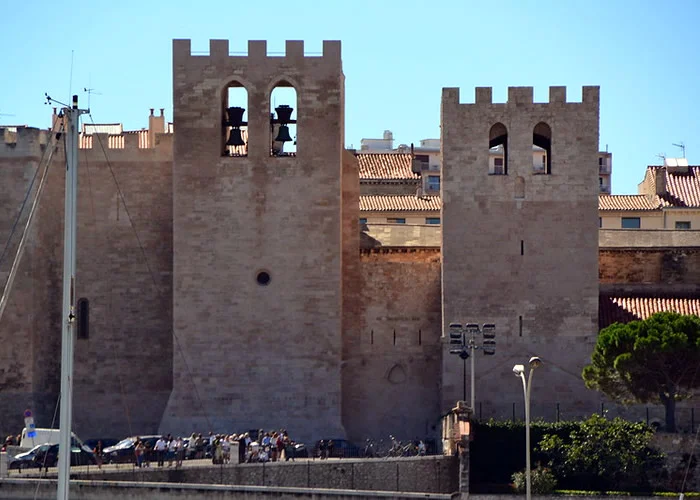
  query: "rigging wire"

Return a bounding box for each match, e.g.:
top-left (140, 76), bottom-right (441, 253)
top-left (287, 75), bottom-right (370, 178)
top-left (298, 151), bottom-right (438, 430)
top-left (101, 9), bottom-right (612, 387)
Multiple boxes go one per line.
top-left (0, 121), bottom-right (63, 323)
top-left (81, 145), bottom-right (134, 438)
top-left (88, 114), bottom-right (212, 431)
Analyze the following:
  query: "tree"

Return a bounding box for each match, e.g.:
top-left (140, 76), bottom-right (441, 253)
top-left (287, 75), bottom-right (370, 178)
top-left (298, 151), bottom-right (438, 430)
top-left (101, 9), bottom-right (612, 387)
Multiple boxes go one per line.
top-left (538, 414), bottom-right (663, 491)
top-left (583, 312), bottom-right (700, 432)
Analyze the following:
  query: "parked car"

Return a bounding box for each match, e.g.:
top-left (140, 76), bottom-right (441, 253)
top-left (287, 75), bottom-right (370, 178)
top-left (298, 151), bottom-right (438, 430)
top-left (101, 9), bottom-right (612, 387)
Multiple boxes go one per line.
top-left (285, 442), bottom-right (308, 459)
top-left (9, 442), bottom-right (96, 470)
top-left (83, 438), bottom-right (119, 452)
top-left (102, 435), bottom-right (160, 464)
top-left (313, 439), bottom-right (360, 458)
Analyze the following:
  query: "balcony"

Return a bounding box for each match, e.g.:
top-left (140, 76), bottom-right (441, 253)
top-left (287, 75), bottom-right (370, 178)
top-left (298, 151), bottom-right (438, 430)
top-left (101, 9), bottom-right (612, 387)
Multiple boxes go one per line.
top-left (599, 163), bottom-right (611, 174)
top-left (600, 184), bottom-right (611, 194)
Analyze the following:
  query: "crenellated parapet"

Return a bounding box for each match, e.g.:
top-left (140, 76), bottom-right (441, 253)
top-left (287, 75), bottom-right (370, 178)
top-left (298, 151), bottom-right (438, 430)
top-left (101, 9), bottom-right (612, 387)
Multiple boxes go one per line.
top-left (0, 127), bottom-right (51, 158)
top-left (77, 131), bottom-right (173, 161)
top-left (442, 85), bottom-right (600, 108)
top-left (173, 39), bottom-right (342, 70)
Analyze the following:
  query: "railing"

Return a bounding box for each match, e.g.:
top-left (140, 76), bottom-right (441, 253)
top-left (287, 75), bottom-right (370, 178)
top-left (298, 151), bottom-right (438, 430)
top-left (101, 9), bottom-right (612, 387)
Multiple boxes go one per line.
top-left (599, 184), bottom-right (611, 193)
top-left (472, 402), bottom-right (699, 433)
top-left (599, 163), bottom-right (611, 174)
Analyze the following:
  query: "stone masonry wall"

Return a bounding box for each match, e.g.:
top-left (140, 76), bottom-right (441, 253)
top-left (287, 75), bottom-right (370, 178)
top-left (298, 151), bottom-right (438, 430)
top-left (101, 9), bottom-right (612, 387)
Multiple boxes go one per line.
top-left (68, 456), bottom-right (459, 494)
top-left (343, 250), bottom-right (442, 442)
top-left (0, 127), bottom-right (56, 436)
top-left (0, 126), bottom-right (173, 439)
top-left (600, 248), bottom-right (700, 285)
top-left (162, 40), bottom-right (346, 442)
top-left (440, 87), bottom-right (601, 418)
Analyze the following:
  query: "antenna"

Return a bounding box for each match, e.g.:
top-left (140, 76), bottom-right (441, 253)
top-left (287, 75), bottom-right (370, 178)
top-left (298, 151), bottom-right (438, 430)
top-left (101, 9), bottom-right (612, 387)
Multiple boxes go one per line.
top-left (672, 142), bottom-right (686, 158)
top-left (656, 153), bottom-right (666, 163)
top-left (83, 87), bottom-right (101, 110)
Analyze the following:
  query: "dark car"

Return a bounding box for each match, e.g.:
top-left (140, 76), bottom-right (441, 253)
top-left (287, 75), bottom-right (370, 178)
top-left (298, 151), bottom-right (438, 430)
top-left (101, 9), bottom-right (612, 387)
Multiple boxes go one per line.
top-left (83, 438), bottom-right (119, 452)
top-left (102, 435), bottom-right (160, 464)
top-left (313, 439), bottom-right (360, 458)
top-left (10, 442), bottom-right (96, 471)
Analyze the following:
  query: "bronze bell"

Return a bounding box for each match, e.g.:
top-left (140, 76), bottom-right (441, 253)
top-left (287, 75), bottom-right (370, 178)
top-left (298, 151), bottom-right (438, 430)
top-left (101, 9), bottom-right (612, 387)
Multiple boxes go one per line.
top-left (274, 124), bottom-right (293, 143)
top-left (227, 107), bottom-right (246, 127)
top-left (275, 105), bottom-right (294, 123)
top-left (226, 128), bottom-right (245, 146)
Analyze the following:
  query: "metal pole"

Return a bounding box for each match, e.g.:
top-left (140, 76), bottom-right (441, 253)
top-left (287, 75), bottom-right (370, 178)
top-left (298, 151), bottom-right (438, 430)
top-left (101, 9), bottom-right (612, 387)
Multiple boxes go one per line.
top-left (57, 96), bottom-right (81, 500)
top-left (462, 357), bottom-right (466, 401)
top-left (470, 340), bottom-right (475, 410)
top-left (522, 371), bottom-right (532, 500)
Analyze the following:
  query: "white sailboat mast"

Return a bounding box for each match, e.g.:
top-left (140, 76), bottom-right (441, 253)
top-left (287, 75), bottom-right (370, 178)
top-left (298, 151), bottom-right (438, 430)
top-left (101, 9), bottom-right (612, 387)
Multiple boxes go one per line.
top-left (57, 94), bottom-right (86, 500)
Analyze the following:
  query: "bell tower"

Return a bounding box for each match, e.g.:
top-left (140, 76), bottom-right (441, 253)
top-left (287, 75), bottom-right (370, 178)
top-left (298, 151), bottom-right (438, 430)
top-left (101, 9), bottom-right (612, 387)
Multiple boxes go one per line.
top-left (162, 39), bottom-right (345, 440)
top-left (440, 86), bottom-right (601, 419)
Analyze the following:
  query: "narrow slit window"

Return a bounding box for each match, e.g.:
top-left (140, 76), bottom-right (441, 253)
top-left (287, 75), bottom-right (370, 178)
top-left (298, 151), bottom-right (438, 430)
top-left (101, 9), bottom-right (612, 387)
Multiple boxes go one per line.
top-left (222, 83), bottom-right (248, 157)
top-left (519, 316), bottom-right (523, 337)
top-left (520, 240), bottom-right (524, 255)
top-left (270, 84), bottom-right (297, 157)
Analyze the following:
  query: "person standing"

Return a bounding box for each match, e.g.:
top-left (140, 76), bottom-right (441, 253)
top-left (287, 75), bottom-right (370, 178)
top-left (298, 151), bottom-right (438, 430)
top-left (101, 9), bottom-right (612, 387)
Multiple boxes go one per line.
top-left (167, 436), bottom-right (177, 467)
top-left (135, 440), bottom-right (145, 468)
top-left (93, 440), bottom-right (103, 469)
top-left (154, 436), bottom-right (168, 467)
top-left (175, 437), bottom-right (185, 468)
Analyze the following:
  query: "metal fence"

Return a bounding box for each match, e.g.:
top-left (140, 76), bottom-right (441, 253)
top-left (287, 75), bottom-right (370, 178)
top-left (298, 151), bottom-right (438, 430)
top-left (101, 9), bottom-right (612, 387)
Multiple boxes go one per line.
top-left (471, 401), bottom-right (699, 433)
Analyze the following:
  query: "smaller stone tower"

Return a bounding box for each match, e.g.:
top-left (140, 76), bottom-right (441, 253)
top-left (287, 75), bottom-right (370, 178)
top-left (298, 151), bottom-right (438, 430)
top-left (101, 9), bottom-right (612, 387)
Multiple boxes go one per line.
top-left (440, 87), bottom-right (600, 419)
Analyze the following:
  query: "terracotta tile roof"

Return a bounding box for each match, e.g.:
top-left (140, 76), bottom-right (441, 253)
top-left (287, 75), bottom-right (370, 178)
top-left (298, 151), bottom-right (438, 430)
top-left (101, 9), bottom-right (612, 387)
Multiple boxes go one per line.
top-left (649, 165), bottom-right (700, 208)
top-left (357, 153), bottom-right (419, 181)
top-left (600, 296), bottom-right (700, 328)
top-left (598, 194), bottom-right (661, 211)
top-left (360, 195), bottom-right (441, 212)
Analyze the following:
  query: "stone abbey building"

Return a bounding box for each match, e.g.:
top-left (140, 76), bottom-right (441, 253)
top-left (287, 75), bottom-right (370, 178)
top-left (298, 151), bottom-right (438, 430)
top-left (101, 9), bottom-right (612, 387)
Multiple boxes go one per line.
top-left (0, 39), bottom-right (698, 442)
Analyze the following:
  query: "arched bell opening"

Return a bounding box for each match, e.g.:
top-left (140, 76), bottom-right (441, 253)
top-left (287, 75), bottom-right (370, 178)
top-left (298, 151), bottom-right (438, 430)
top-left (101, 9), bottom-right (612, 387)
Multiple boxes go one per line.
top-left (489, 123), bottom-right (508, 175)
top-left (222, 83), bottom-right (248, 157)
top-left (270, 83), bottom-right (297, 157)
top-left (533, 122), bottom-right (552, 174)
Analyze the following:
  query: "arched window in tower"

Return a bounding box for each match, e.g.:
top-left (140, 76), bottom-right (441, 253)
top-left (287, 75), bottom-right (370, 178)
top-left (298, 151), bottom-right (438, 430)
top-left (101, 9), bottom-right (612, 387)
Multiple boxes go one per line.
top-left (270, 83), bottom-right (297, 157)
top-left (533, 122), bottom-right (552, 174)
top-left (222, 83), bottom-right (248, 157)
top-left (489, 123), bottom-right (508, 175)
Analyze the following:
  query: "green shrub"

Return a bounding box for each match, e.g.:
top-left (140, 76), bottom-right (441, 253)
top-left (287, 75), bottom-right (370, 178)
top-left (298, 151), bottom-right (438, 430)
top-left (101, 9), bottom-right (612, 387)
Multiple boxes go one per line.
top-left (512, 465), bottom-right (557, 494)
top-left (470, 415), bottom-right (663, 492)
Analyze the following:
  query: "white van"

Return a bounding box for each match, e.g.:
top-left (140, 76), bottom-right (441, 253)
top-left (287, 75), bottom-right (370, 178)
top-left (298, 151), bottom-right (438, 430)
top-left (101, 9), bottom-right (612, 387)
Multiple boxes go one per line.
top-left (19, 428), bottom-right (83, 449)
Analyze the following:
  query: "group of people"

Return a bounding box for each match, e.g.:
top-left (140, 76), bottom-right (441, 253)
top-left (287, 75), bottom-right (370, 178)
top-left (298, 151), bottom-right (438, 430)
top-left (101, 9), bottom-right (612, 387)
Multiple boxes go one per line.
top-left (238, 429), bottom-right (299, 463)
top-left (129, 429), bottom-right (301, 467)
top-left (133, 435), bottom-right (186, 468)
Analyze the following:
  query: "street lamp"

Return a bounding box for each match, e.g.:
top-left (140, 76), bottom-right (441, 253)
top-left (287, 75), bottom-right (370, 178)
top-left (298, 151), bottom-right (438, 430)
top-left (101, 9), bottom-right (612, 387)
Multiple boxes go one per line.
top-left (513, 357), bottom-right (542, 500)
top-left (448, 322), bottom-right (496, 409)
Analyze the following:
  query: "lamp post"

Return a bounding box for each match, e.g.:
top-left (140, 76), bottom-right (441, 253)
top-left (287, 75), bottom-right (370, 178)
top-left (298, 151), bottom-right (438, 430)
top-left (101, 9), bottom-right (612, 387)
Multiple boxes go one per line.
top-left (513, 357), bottom-right (542, 500)
top-left (448, 323), bottom-right (496, 409)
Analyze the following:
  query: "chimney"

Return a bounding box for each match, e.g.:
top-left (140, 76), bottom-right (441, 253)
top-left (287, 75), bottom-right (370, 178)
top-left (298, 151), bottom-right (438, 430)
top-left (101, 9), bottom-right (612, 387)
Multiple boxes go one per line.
top-left (655, 167), bottom-right (667, 196)
top-left (148, 108), bottom-right (165, 147)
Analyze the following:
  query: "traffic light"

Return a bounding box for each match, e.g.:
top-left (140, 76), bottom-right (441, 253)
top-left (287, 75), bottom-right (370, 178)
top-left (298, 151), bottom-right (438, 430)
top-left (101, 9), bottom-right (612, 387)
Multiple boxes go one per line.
top-left (449, 323), bottom-right (463, 345)
top-left (482, 323), bottom-right (496, 339)
top-left (483, 339), bottom-right (496, 355)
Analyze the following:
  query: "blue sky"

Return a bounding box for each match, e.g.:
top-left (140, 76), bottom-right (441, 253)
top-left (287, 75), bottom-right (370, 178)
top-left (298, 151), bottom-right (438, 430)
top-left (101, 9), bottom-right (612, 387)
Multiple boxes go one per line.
top-left (2, 0), bottom-right (698, 194)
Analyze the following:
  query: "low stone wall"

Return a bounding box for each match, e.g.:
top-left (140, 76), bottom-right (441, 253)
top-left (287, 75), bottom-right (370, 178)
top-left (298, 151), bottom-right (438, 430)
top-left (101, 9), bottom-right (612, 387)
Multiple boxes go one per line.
top-left (69, 456), bottom-right (457, 494)
top-left (0, 479), bottom-right (452, 500)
